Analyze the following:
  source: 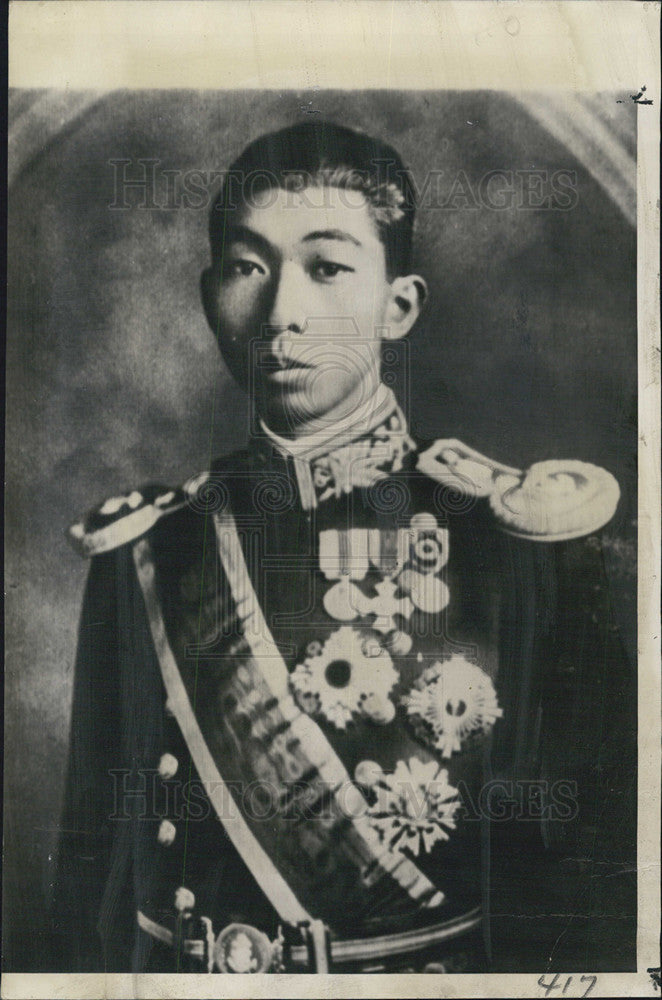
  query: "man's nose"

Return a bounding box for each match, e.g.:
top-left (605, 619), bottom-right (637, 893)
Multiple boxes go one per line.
top-left (267, 261), bottom-right (308, 336)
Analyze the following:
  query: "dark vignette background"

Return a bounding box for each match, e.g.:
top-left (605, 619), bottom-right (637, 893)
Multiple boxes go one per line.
top-left (5, 90), bottom-right (637, 972)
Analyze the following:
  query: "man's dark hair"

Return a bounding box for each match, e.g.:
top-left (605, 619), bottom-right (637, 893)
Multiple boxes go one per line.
top-left (209, 121), bottom-right (417, 278)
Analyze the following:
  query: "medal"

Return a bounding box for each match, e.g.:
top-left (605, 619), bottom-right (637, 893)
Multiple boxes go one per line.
top-left (319, 528), bottom-right (369, 581)
top-left (290, 626), bottom-right (398, 729)
top-left (394, 513), bottom-right (450, 615)
top-left (366, 529), bottom-right (414, 635)
top-left (366, 757), bottom-right (461, 857)
top-left (367, 578), bottom-right (414, 634)
top-left (398, 569), bottom-right (449, 615)
top-left (320, 528), bottom-right (368, 622)
top-left (320, 528), bottom-right (373, 622)
top-left (368, 527), bottom-right (410, 577)
top-left (323, 578), bottom-right (369, 622)
top-left (403, 656), bottom-right (503, 757)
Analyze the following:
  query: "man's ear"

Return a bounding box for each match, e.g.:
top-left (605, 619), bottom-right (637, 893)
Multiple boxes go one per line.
top-left (383, 274), bottom-right (428, 339)
top-left (200, 266), bottom-right (220, 335)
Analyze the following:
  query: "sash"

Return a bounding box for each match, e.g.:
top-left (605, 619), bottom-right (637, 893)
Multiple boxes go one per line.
top-left (133, 536), bottom-right (309, 926)
top-left (133, 508), bottom-right (447, 931)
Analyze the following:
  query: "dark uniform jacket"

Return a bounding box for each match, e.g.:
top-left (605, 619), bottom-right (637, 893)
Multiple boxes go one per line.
top-left (52, 394), bottom-right (622, 974)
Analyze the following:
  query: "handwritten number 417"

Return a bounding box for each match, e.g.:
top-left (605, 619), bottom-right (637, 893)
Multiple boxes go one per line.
top-left (538, 974), bottom-right (597, 998)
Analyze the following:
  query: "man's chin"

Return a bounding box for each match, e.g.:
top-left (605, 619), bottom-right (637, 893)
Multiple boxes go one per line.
top-left (259, 390), bottom-right (349, 436)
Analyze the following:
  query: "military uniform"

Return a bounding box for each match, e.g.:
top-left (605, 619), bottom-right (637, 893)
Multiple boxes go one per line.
top-left (53, 387), bottom-right (620, 974)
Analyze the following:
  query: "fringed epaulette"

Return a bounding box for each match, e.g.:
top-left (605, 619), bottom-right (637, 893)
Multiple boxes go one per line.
top-left (67, 471), bottom-right (211, 557)
top-left (416, 439), bottom-right (620, 541)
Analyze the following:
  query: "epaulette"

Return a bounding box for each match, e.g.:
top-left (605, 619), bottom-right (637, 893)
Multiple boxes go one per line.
top-left (416, 439), bottom-right (620, 541)
top-left (67, 471), bottom-right (211, 558)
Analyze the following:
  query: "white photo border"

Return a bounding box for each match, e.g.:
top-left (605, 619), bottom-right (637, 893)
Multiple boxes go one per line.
top-left (6, 2), bottom-right (660, 998)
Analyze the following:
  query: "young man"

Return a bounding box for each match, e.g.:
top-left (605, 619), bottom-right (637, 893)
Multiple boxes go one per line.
top-left (55, 121), bottom-right (620, 974)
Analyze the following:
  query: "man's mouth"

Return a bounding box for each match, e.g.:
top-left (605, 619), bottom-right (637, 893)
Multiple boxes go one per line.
top-left (263, 353), bottom-right (314, 373)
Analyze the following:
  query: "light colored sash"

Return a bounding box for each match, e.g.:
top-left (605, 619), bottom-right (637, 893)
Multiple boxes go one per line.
top-left (133, 536), bottom-right (310, 925)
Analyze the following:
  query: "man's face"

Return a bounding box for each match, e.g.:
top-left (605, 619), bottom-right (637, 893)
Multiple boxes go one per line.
top-left (203, 186), bottom-right (406, 435)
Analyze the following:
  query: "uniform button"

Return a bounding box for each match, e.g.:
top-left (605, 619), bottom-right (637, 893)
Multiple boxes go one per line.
top-left (158, 753), bottom-right (179, 779)
top-left (174, 886), bottom-right (195, 912)
top-left (157, 819), bottom-right (177, 846)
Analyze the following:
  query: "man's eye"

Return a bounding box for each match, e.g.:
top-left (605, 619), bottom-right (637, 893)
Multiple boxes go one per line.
top-left (223, 259), bottom-right (266, 278)
top-left (311, 261), bottom-right (354, 281)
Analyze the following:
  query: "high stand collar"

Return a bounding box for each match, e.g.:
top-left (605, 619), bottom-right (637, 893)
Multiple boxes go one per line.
top-left (252, 385), bottom-right (416, 511)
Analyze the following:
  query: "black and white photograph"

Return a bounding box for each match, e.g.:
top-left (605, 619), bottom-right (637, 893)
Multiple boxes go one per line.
top-left (4, 3), bottom-right (660, 997)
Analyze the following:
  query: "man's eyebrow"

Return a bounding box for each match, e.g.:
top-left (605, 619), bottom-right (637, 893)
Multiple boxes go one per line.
top-left (225, 224), bottom-right (273, 255)
top-left (224, 224), bottom-right (363, 251)
top-left (301, 229), bottom-right (362, 247)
